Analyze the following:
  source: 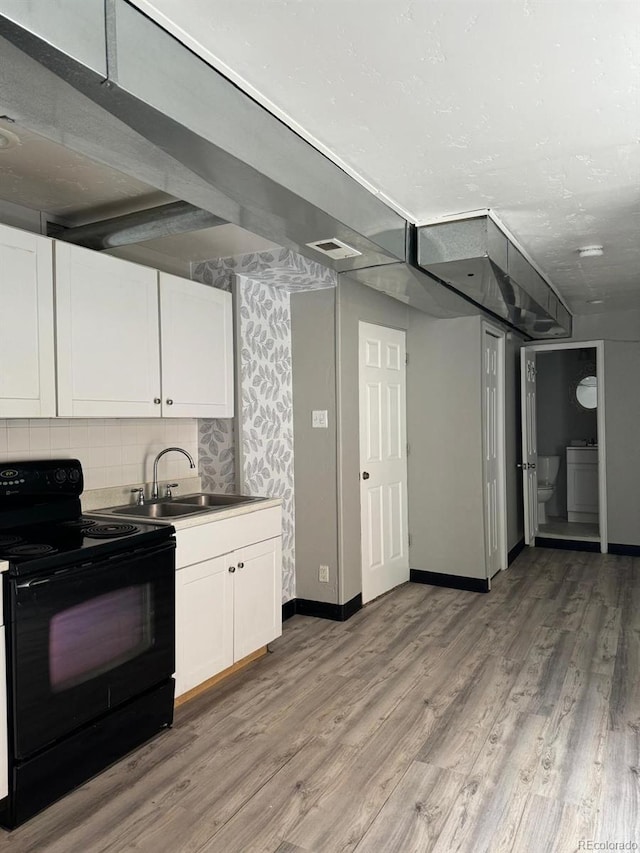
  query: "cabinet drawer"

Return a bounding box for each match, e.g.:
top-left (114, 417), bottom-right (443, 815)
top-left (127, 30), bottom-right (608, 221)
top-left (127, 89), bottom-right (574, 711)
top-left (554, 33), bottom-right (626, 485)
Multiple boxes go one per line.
top-left (175, 506), bottom-right (282, 568)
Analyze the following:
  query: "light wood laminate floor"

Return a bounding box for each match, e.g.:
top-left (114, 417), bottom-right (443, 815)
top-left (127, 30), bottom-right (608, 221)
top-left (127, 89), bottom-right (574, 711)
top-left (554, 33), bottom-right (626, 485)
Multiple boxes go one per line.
top-left (3, 547), bottom-right (639, 852)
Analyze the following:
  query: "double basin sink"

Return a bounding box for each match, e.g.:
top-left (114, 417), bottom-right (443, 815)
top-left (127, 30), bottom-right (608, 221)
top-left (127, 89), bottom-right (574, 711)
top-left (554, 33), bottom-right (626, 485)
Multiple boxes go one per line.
top-left (103, 493), bottom-right (263, 520)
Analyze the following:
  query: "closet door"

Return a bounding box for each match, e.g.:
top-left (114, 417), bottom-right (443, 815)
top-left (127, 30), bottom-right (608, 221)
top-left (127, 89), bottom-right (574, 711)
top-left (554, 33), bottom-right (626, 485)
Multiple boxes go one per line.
top-left (0, 224), bottom-right (55, 417)
top-left (55, 243), bottom-right (161, 417)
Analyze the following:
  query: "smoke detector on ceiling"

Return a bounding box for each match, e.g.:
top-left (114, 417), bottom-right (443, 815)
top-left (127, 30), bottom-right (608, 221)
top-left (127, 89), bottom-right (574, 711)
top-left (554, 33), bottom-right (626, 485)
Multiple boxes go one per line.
top-left (306, 237), bottom-right (362, 260)
top-left (578, 245), bottom-right (604, 258)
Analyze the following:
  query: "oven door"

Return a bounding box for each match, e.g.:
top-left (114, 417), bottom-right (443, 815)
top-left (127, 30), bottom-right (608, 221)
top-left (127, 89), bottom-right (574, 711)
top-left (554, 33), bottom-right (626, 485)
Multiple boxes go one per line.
top-left (6, 541), bottom-right (175, 759)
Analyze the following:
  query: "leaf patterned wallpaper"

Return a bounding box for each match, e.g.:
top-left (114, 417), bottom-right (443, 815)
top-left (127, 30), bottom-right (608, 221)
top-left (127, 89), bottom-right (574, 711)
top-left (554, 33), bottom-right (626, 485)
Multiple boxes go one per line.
top-left (192, 249), bottom-right (336, 603)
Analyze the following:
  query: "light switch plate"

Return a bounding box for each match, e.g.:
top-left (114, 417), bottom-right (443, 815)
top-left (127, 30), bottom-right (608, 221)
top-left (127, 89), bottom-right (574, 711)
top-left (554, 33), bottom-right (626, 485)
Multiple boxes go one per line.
top-left (312, 410), bottom-right (328, 429)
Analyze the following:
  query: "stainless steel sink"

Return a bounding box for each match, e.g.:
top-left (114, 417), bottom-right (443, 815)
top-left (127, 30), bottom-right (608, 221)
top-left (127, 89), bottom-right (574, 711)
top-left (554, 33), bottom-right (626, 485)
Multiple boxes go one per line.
top-left (177, 493), bottom-right (261, 508)
top-left (100, 492), bottom-right (264, 520)
top-left (104, 502), bottom-right (210, 519)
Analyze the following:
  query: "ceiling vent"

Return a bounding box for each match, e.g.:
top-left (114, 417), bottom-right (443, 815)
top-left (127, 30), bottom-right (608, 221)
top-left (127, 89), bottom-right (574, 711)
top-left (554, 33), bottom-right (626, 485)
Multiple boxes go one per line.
top-left (306, 237), bottom-right (362, 261)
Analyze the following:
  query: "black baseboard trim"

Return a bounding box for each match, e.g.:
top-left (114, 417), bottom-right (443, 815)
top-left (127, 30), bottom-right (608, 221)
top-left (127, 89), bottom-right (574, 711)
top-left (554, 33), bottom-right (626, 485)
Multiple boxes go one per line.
top-left (281, 599), bottom-right (297, 621)
top-left (410, 569), bottom-right (490, 594)
top-left (609, 543), bottom-right (640, 557)
top-left (535, 537), bottom-right (600, 553)
top-left (282, 594), bottom-right (363, 623)
top-left (508, 538), bottom-right (526, 565)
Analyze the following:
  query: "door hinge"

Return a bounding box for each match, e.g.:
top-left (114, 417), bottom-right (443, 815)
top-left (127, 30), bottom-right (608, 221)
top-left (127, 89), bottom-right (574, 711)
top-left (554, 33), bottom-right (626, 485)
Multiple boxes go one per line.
top-left (405, 352), bottom-right (409, 365)
top-left (406, 442), bottom-right (410, 457)
top-left (408, 533), bottom-right (412, 547)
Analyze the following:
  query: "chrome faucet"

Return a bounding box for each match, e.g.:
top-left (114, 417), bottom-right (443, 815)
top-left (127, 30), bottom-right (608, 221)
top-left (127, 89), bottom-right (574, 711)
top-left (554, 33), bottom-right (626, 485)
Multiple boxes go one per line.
top-left (151, 447), bottom-right (196, 500)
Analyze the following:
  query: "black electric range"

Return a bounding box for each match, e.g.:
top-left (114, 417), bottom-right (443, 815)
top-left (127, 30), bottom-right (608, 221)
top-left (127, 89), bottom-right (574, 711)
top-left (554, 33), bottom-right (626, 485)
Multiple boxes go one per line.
top-left (0, 459), bottom-right (176, 829)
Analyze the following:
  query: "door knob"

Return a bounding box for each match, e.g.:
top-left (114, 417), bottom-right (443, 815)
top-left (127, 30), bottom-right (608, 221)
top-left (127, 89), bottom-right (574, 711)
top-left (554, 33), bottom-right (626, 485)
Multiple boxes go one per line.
top-left (362, 471), bottom-right (370, 480)
top-left (528, 462), bottom-right (537, 470)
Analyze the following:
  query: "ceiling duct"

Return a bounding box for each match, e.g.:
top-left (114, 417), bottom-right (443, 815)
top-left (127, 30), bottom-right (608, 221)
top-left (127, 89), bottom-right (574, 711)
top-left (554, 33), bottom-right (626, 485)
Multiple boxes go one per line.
top-left (50, 201), bottom-right (226, 251)
top-left (0, 0), bottom-right (406, 273)
top-left (416, 216), bottom-right (572, 338)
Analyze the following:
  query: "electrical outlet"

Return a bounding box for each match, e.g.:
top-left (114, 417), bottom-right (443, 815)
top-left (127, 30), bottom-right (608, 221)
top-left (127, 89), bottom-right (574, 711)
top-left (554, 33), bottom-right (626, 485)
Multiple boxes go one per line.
top-left (319, 565), bottom-right (329, 583)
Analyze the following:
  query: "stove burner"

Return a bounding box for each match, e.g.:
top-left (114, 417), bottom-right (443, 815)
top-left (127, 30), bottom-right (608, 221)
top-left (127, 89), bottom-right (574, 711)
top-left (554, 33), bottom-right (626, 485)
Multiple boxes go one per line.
top-left (60, 519), bottom-right (97, 531)
top-left (0, 534), bottom-right (23, 549)
top-left (85, 523), bottom-right (140, 539)
top-left (6, 543), bottom-right (58, 558)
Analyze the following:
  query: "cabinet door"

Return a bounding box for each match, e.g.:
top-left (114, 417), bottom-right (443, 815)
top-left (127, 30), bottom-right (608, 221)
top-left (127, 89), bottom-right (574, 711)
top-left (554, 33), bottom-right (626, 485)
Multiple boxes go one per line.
top-left (0, 224), bottom-right (55, 417)
top-left (567, 462), bottom-right (599, 513)
top-left (55, 243), bottom-right (161, 417)
top-left (233, 537), bottom-right (282, 661)
top-left (175, 556), bottom-right (234, 697)
top-left (159, 273), bottom-right (233, 418)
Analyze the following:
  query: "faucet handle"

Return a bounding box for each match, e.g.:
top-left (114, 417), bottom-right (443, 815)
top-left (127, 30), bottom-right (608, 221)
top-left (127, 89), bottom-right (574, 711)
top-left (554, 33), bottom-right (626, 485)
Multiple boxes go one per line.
top-left (131, 488), bottom-right (145, 506)
top-left (165, 483), bottom-right (179, 498)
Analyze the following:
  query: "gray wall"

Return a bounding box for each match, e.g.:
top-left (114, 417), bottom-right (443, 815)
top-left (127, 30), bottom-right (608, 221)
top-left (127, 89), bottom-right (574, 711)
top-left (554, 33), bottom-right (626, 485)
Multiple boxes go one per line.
top-left (573, 309), bottom-right (640, 342)
top-left (291, 289), bottom-right (339, 602)
top-left (567, 309), bottom-right (640, 547)
top-left (407, 314), bottom-right (487, 579)
top-left (291, 278), bottom-right (526, 604)
top-left (536, 348), bottom-right (598, 517)
top-left (336, 277), bottom-right (411, 604)
top-left (604, 341), bottom-right (640, 546)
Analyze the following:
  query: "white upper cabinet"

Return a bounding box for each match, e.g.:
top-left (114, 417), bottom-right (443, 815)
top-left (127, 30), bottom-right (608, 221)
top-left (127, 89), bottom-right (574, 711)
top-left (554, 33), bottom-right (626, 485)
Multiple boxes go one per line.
top-left (159, 273), bottom-right (234, 418)
top-left (54, 245), bottom-right (234, 419)
top-left (0, 224), bottom-right (55, 417)
top-left (55, 242), bottom-right (161, 417)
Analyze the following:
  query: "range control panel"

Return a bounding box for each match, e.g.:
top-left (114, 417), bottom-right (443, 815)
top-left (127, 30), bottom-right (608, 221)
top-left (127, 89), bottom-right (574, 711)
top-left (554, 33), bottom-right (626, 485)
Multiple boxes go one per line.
top-left (0, 459), bottom-right (83, 497)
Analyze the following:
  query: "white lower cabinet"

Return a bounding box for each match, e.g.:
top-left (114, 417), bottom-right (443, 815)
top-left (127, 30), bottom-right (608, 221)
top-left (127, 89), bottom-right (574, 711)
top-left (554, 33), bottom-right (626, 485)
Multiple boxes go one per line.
top-left (233, 538), bottom-right (282, 661)
top-left (175, 556), bottom-right (234, 696)
top-left (567, 446), bottom-right (599, 523)
top-left (174, 507), bottom-right (282, 698)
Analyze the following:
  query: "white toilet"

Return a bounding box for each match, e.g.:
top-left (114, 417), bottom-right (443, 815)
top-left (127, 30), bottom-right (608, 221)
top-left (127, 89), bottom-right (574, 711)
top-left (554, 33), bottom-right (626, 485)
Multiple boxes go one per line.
top-left (537, 455), bottom-right (560, 525)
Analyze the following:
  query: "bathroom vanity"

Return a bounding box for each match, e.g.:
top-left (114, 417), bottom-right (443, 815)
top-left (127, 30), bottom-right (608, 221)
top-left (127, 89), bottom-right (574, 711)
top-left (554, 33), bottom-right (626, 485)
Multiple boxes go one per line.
top-left (566, 446), bottom-right (599, 523)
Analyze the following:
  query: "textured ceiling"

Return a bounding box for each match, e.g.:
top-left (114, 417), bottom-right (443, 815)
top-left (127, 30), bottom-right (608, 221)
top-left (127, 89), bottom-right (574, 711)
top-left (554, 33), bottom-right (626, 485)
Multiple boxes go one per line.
top-left (130, 0), bottom-right (640, 314)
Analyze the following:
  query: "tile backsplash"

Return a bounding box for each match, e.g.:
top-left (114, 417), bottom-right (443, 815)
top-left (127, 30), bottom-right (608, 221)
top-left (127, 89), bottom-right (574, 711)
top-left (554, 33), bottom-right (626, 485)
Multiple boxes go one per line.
top-left (0, 418), bottom-right (198, 491)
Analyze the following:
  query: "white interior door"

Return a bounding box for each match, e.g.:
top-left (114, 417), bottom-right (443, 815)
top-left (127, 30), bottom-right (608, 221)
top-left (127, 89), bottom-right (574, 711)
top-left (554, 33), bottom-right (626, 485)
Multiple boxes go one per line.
top-left (483, 327), bottom-right (506, 577)
top-left (359, 322), bottom-right (409, 603)
top-left (521, 348), bottom-right (538, 544)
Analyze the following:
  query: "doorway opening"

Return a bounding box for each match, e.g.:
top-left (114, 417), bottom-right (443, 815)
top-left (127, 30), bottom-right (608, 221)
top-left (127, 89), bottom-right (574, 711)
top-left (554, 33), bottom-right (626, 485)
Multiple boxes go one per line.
top-left (520, 340), bottom-right (607, 553)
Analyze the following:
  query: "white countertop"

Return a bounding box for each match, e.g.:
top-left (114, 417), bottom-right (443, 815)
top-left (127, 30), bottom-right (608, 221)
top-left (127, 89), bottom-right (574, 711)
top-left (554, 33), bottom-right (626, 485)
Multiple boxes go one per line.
top-left (0, 561), bottom-right (7, 574)
top-left (89, 497), bottom-right (283, 531)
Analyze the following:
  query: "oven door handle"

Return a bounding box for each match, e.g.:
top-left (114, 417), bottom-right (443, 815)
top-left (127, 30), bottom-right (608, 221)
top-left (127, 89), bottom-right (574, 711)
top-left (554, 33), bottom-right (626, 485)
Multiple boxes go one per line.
top-left (16, 577), bottom-right (52, 589)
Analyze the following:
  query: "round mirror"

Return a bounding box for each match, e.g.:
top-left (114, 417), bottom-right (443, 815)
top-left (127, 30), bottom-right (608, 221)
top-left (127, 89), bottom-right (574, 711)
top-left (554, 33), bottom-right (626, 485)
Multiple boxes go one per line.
top-left (576, 375), bottom-right (597, 410)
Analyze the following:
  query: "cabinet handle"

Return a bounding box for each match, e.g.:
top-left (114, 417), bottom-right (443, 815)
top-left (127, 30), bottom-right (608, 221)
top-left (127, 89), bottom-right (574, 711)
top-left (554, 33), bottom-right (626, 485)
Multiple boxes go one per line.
top-left (166, 398), bottom-right (174, 406)
top-left (237, 562), bottom-right (244, 569)
top-left (228, 566), bottom-right (236, 573)
top-left (153, 398), bottom-right (161, 405)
